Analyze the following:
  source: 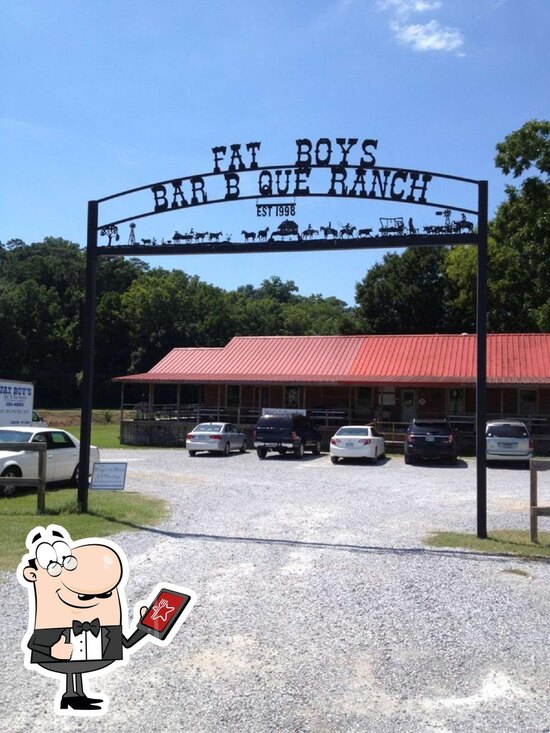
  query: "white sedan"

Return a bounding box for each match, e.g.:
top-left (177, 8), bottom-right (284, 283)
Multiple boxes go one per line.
top-left (0, 427), bottom-right (100, 497)
top-left (330, 425), bottom-right (386, 464)
top-left (186, 422), bottom-right (248, 456)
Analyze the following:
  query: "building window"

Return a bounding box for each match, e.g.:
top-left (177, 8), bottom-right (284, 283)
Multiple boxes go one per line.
top-left (258, 386), bottom-right (270, 408)
top-left (285, 386), bottom-right (300, 409)
top-left (519, 389), bottom-right (537, 416)
top-left (449, 388), bottom-right (465, 414)
top-left (226, 385), bottom-right (241, 407)
top-left (379, 387), bottom-right (395, 407)
top-left (356, 387), bottom-right (372, 409)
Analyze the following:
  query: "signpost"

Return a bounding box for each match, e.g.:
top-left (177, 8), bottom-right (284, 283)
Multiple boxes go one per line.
top-left (78, 136), bottom-right (488, 538)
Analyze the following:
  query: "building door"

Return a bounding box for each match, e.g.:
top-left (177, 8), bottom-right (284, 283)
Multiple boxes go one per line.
top-left (401, 389), bottom-right (416, 423)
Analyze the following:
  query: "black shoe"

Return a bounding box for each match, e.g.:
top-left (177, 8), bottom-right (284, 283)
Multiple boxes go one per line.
top-left (81, 696), bottom-right (103, 704)
top-left (60, 696), bottom-right (101, 710)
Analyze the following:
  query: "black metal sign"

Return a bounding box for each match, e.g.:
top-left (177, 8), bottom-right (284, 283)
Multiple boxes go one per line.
top-left (79, 137), bottom-right (488, 541)
top-left (97, 138), bottom-right (478, 237)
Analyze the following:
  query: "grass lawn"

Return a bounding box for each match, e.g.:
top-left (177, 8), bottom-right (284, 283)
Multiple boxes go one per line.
top-left (0, 488), bottom-right (169, 573)
top-left (37, 410), bottom-right (122, 449)
top-left (68, 423), bottom-right (123, 449)
top-left (425, 530), bottom-right (550, 559)
top-left (38, 409), bottom-right (181, 449)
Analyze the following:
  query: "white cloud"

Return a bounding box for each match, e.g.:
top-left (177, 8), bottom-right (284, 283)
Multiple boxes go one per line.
top-left (378, 0), bottom-right (441, 17)
top-left (391, 19), bottom-right (464, 53)
top-left (378, 0), bottom-right (464, 55)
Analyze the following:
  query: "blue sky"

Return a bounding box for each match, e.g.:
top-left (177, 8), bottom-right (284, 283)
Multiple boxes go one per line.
top-left (1, 0), bottom-right (548, 306)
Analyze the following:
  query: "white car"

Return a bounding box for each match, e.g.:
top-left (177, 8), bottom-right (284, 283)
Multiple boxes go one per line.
top-left (330, 425), bottom-right (386, 464)
top-left (32, 410), bottom-right (48, 427)
top-left (486, 420), bottom-right (534, 464)
top-left (186, 422), bottom-right (248, 456)
top-left (0, 427), bottom-right (100, 497)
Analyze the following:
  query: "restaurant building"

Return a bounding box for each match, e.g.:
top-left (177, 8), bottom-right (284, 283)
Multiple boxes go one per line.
top-left (114, 333), bottom-right (550, 447)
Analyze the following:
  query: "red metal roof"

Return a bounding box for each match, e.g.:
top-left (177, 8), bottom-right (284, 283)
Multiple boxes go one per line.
top-left (113, 334), bottom-right (550, 385)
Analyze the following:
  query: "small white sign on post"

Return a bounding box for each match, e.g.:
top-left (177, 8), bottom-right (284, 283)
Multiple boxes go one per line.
top-left (91, 462), bottom-right (127, 491)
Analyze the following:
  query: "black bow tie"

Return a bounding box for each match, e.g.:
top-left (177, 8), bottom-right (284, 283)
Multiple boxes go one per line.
top-left (72, 619), bottom-right (100, 637)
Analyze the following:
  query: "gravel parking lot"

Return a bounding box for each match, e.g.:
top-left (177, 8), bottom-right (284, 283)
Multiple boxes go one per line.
top-left (2, 449), bottom-right (550, 733)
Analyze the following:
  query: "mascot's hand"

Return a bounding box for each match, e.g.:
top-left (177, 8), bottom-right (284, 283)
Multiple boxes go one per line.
top-left (51, 635), bottom-right (73, 660)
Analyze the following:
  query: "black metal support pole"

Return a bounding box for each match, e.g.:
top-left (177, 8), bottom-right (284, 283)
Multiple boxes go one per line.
top-left (476, 181), bottom-right (489, 538)
top-left (77, 201), bottom-right (98, 513)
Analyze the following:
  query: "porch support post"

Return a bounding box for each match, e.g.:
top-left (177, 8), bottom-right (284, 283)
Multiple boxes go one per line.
top-left (120, 382), bottom-right (125, 425)
top-left (476, 181), bottom-right (488, 539)
top-left (148, 384), bottom-right (154, 420)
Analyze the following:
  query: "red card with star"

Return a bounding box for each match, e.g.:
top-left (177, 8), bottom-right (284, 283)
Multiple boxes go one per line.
top-left (138, 588), bottom-right (193, 641)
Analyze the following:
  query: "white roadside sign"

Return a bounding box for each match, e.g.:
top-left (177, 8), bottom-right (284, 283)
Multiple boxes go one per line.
top-left (90, 462), bottom-right (127, 491)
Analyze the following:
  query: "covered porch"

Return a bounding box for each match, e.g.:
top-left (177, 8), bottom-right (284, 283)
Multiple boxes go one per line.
top-left (116, 380), bottom-right (550, 451)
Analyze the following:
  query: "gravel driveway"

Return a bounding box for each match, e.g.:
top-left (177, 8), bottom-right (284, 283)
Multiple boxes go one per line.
top-left (2, 449), bottom-right (550, 733)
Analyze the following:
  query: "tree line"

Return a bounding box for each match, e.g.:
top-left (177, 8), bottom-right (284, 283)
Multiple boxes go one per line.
top-left (0, 120), bottom-right (548, 407)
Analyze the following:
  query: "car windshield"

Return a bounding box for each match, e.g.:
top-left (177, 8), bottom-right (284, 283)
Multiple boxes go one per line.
top-left (410, 422), bottom-right (451, 434)
top-left (486, 424), bottom-right (528, 438)
top-left (0, 429), bottom-right (33, 443)
top-left (193, 423), bottom-right (223, 433)
top-left (336, 427), bottom-right (370, 436)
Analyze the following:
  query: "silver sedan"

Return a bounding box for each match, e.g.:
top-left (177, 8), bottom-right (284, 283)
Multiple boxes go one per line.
top-left (330, 425), bottom-right (386, 464)
top-left (0, 427), bottom-right (100, 496)
top-left (186, 422), bottom-right (248, 456)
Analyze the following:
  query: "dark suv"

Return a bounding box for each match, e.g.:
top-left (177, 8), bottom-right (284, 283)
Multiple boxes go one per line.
top-left (253, 413), bottom-right (322, 459)
top-left (404, 418), bottom-right (458, 465)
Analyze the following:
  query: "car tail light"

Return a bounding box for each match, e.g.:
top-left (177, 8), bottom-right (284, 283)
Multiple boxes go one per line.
top-left (209, 434), bottom-right (222, 440)
top-left (529, 438), bottom-right (535, 451)
top-left (331, 438), bottom-right (339, 445)
top-left (447, 435), bottom-right (454, 444)
top-left (186, 434), bottom-right (194, 440)
top-left (253, 429), bottom-right (256, 440)
top-left (406, 434), bottom-right (414, 443)
top-left (361, 439), bottom-right (371, 445)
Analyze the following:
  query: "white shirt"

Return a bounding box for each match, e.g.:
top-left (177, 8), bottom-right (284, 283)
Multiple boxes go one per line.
top-left (70, 627), bottom-right (103, 661)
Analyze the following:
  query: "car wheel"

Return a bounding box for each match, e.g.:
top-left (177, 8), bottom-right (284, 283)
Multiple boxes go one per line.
top-left (330, 456), bottom-right (339, 465)
top-left (257, 447), bottom-right (267, 459)
top-left (294, 442), bottom-right (305, 459)
top-left (71, 464), bottom-right (80, 485)
top-left (239, 441), bottom-right (247, 453)
top-left (1, 466), bottom-right (21, 497)
top-left (188, 450), bottom-right (196, 457)
top-left (448, 456), bottom-right (458, 466)
top-left (312, 441), bottom-right (321, 455)
top-left (372, 448), bottom-right (379, 464)
top-left (223, 442), bottom-right (230, 456)
top-left (404, 454), bottom-right (413, 465)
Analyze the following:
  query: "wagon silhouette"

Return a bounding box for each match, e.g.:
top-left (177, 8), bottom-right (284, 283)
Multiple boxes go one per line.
top-left (269, 220), bottom-right (302, 241)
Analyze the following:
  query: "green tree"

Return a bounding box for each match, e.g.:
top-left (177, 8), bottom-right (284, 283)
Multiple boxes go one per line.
top-left (446, 120), bottom-right (550, 332)
top-left (355, 247), bottom-right (451, 333)
top-left (121, 268), bottom-right (237, 373)
top-left (281, 295), bottom-right (361, 335)
top-left (495, 120), bottom-right (550, 178)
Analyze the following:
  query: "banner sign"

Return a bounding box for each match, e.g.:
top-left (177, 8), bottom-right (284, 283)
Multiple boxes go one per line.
top-left (0, 380), bottom-right (34, 427)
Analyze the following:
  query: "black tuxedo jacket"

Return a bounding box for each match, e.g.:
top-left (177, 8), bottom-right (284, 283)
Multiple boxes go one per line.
top-left (28, 625), bottom-right (145, 664)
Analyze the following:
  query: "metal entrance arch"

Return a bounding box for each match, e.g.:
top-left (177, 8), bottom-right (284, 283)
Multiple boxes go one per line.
top-left (78, 137), bottom-right (488, 538)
